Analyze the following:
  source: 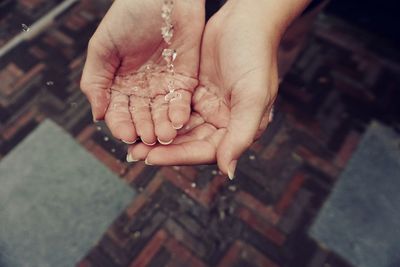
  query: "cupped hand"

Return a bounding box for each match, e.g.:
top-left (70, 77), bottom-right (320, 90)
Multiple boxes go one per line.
top-left (80, 0), bottom-right (205, 145)
top-left (127, 0), bottom-right (279, 178)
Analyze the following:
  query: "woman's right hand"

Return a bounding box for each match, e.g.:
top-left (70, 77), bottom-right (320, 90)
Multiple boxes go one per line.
top-left (80, 0), bottom-right (206, 145)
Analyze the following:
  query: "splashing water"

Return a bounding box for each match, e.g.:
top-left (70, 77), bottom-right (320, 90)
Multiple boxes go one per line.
top-left (161, 0), bottom-right (174, 44)
top-left (228, 185), bottom-right (237, 192)
top-left (161, 0), bottom-right (181, 102)
top-left (133, 231), bottom-right (141, 239)
top-left (104, 0), bottom-right (181, 110)
top-left (173, 166), bottom-right (180, 171)
top-left (21, 24), bottom-right (30, 32)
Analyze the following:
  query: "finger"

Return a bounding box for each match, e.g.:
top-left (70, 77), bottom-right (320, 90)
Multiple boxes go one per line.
top-left (151, 95), bottom-right (177, 144)
top-left (177, 112), bottom-right (204, 135)
top-left (126, 127), bottom-right (207, 163)
top-left (216, 62), bottom-right (279, 179)
top-left (146, 128), bottom-right (226, 165)
top-left (127, 143), bottom-right (152, 162)
top-left (173, 123), bottom-right (215, 144)
top-left (168, 90), bottom-right (191, 129)
top-left (129, 95), bottom-right (156, 145)
top-left (216, 96), bottom-right (266, 179)
top-left (104, 91), bottom-right (137, 143)
top-left (80, 37), bottom-right (119, 121)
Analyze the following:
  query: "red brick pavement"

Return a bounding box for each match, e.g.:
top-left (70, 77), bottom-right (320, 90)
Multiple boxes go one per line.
top-left (2, 1), bottom-right (400, 267)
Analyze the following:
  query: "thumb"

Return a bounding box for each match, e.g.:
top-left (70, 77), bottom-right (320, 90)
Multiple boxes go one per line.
top-left (216, 63), bottom-right (278, 179)
top-left (216, 94), bottom-right (266, 179)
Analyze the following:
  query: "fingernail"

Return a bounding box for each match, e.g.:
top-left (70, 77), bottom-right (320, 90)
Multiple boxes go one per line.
top-left (126, 154), bottom-right (139, 163)
top-left (122, 139), bottom-right (137, 145)
top-left (142, 140), bottom-right (157, 146)
top-left (145, 158), bottom-right (154, 166)
top-left (157, 138), bottom-right (173, 145)
top-left (227, 160), bottom-right (237, 180)
top-left (173, 124), bottom-right (183, 130)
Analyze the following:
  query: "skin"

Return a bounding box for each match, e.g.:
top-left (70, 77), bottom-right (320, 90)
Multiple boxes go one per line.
top-left (82, 0), bottom-right (311, 177)
top-left (127, 0), bottom-right (311, 178)
top-left (80, 0), bottom-right (205, 145)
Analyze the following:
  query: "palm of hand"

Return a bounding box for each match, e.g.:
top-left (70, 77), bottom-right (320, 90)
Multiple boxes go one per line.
top-left (81, 0), bottom-right (205, 144)
top-left (128, 8), bottom-right (279, 176)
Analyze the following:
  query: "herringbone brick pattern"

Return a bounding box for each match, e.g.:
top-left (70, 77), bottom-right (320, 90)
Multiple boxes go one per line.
top-left (2, 2), bottom-right (400, 266)
top-left (74, 16), bottom-right (399, 267)
top-left (75, 17), bottom-right (400, 267)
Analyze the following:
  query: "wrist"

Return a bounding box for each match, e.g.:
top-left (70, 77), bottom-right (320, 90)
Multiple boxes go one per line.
top-left (221, 0), bottom-right (311, 40)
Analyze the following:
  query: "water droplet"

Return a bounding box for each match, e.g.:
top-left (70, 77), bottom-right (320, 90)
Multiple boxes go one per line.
top-left (103, 136), bottom-right (109, 142)
top-left (70, 102), bottom-right (77, 108)
top-left (133, 231), bottom-right (141, 239)
top-left (161, 25), bottom-right (174, 44)
top-left (173, 166), bottom-right (180, 171)
top-left (170, 92), bottom-right (181, 102)
top-left (165, 91), bottom-right (181, 102)
top-left (111, 148), bottom-right (116, 153)
top-left (269, 106), bottom-right (275, 122)
top-left (191, 182), bottom-right (197, 188)
top-left (164, 92), bottom-right (173, 102)
top-left (96, 126), bottom-right (102, 131)
top-left (161, 3), bottom-right (173, 22)
top-left (46, 81), bottom-right (54, 86)
top-left (212, 170), bottom-right (218, 175)
top-left (21, 23), bottom-right (30, 32)
top-left (219, 210), bottom-right (226, 220)
top-left (163, 0), bottom-right (174, 6)
top-left (162, 48), bottom-right (177, 65)
top-left (228, 185), bottom-right (237, 192)
top-left (249, 155), bottom-right (256, 161)
top-left (144, 65), bottom-right (153, 73)
top-left (167, 80), bottom-right (174, 91)
top-left (167, 63), bottom-right (175, 74)
top-left (161, 11), bottom-right (170, 20)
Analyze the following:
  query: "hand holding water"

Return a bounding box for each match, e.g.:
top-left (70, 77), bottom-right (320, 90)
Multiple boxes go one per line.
top-left (126, 0), bottom-right (280, 178)
top-left (80, 0), bottom-right (205, 145)
top-left (81, 0), bottom-right (311, 177)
